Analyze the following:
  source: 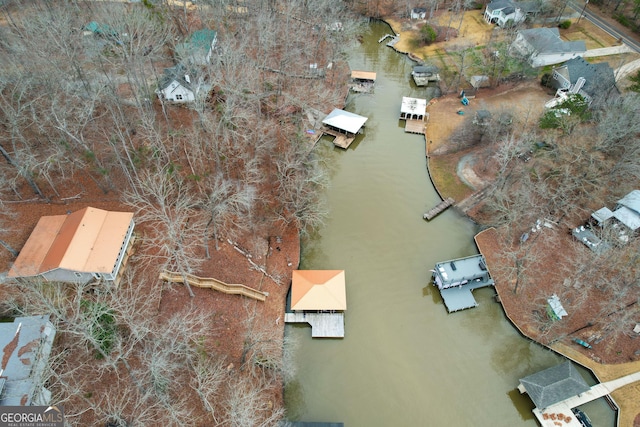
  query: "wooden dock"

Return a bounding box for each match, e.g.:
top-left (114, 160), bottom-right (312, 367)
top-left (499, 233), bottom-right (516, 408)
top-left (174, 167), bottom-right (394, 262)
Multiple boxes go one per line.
top-left (423, 197), bottom-right (455, 220)
top-left (284, 312), bottom-right (345, 338)
top-left (405, 119), bottom-right (426, 134)
top-left (322, 128), bottom-right (356, 149)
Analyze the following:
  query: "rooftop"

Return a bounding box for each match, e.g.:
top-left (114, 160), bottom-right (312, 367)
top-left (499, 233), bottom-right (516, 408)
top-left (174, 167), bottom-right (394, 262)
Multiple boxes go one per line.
top-left (322, 109), bottom-right (368, 135)
top-left (400, 97), bottom-right (427, 115)
top-left (433, 254), bottom-right (491, 289)
top-left (8, 207), bottom-right (134, 278)
top-left (519, 362), bottom-right (590, 410)
top-left (290, 270), bottom-right (346, 311)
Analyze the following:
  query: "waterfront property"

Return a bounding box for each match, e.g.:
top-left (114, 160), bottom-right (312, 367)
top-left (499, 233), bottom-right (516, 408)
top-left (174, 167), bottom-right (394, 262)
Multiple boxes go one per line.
top-left (431, 254), bottom-right (494, 312)
top-left (399, 96), bottom-right (428, 134)
top-left (321, 108), bottom-right (368, 148)
top-left (7, 207), bottom-right (135, 286)
top-left (0, 316), bottom-right (56, 406)
top-left (285, 270), bottom-right (346, 338)
top-left (350, 70), bottom-right (376, 93)
top-left (411, 65), bottom-right (440, 86)
top-left (519, 362), bottom-right (640, 427)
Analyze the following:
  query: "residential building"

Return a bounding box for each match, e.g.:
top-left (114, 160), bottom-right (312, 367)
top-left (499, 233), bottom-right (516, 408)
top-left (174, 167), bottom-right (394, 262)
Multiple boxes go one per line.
top-left (510, 28), bottom-right (586, 67)
top-left (7, 207), bottom-right (135, 285)
top-left (549, 57), bottom-right (616, 104)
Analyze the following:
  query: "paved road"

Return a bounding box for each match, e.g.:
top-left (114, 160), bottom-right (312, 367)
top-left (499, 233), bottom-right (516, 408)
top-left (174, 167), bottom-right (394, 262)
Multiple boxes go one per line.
top-left (569, 0), bottom-right (640, 53)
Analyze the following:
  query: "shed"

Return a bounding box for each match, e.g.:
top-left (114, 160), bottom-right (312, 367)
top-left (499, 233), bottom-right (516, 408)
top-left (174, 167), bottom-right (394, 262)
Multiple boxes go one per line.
top-left (470, 75), bottom-right (490, 89)
top-left (591, 207), bottom-right (613, 226)
top-left (400, 96), bottom-right (427, 121)
top-left (518, 362), bottom-right (590, 410)
top-left (0, 316), bottom-right (56, 406)
top-left (7, 207), bottom-right (135, 285)
top-left (322, 109), bottom-right (368, 135)
top-left (546, 294), bottom-right (568, 320)
top-left (291, 270), bottom-right (346, 312)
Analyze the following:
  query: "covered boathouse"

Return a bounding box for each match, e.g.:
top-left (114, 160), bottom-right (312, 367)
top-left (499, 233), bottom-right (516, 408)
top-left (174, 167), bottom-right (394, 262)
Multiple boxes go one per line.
top-left (321, 108), bottom-right (368, 148)
top-left (431, 254), bottom-right (494, 312)
top-left (285, 270), bottom-right (346, 338)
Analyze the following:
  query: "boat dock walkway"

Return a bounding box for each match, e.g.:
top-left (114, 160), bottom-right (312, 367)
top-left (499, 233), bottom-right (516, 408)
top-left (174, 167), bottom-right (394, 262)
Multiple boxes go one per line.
top-left (527, 370), bottom-right (640, 427)
top-left (423, 197), bottom-right (455, 220)
top-left (405, 118), bottom-right (427, 134)
top-left (284, 312), bottom-right (345, 338)
top-left (159, 270), bottom-right (268, 301)
top-left (321, 128), bottom-right (356, 149)
top-left (440, 279), bottom-right (495, 312)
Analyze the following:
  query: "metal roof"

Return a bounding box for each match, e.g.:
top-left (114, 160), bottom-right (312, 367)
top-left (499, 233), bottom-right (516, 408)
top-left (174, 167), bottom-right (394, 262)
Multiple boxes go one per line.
top-left (291, 270), bottom-right (346, 311)
top-left (400, 97), bottom-right (427, 116)
top-left (322, 109), bottom-right (368, 134)
top-left (613, 206), bottom-right (640, 230)
top-left (351, 70), bottom-right (377, 81)
top-left (519, 362), bottom-right (590, 410)
top-left (433, 254), bottom-right (490, 289)
top-left (617, 189), bottom-right (640, 213)
top-left (591, 207), bottom-right (613, 224)
top-left (0, 316), bottom-right (56, 406)
top-left (8, 207), bottom-right (134, 278)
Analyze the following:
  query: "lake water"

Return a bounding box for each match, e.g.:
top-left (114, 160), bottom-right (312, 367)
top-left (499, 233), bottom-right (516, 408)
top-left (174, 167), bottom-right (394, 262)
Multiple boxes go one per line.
top-left (285, 20), bottom-right (615, 427)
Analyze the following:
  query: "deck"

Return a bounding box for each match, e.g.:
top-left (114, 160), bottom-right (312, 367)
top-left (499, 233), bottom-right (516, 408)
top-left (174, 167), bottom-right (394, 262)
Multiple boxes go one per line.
top-left (322, 128), bottom-right (356, 149)
top-left (439, 279), bottom-right (495, 312)
top-left (284, 312), bottom-right (345, 338)
top-left (405, 119), bottom-right (426, 134)
top-left (423, 197), bottom-right (454, 220)
top-left (526, 371), bottom-right (640, 427)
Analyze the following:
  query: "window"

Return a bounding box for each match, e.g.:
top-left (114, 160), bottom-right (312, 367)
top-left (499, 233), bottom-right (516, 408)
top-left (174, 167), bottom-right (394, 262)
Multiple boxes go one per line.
top-left (175, 94), bottom-right (183, 100)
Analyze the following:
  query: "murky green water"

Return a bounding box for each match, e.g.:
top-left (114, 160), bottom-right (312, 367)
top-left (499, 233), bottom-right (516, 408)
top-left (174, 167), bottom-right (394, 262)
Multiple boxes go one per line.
top-left (285, 21), bottom-right (615, 427)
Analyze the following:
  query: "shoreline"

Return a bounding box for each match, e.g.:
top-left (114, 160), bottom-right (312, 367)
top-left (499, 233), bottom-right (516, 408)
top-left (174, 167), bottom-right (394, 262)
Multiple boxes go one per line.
top-left (380, 16), bottom-right (640, 427)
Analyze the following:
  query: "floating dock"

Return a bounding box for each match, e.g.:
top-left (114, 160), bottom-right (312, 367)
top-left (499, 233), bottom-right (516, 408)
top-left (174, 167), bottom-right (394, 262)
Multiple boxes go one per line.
top-left (423, 197), bottom-right (455, 220)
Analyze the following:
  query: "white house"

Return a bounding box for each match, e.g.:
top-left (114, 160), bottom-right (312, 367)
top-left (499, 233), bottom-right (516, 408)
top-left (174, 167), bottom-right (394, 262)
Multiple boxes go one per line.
top-left (484, 0), bottom-right (529, 26)
top-left (7, 207), bottom-right (135, 285)
top-left (157, 64), bottom-right (198, 103)
top-left (411, 7), bottom-right (427, 19)
top-left (510, 28), bottom-right (586, 67)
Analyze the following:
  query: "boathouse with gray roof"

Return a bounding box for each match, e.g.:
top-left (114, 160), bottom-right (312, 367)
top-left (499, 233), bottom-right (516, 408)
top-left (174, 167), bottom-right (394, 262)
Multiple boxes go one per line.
top-left (518, 362), bottom-right (590, 410)
top-left (431, 254), bottom-right (495, 312)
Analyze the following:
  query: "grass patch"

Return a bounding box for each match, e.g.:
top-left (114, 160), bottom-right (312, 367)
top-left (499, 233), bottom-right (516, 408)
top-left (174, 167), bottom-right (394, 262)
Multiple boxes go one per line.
top-left (428, 154), bottom-right (476, 201)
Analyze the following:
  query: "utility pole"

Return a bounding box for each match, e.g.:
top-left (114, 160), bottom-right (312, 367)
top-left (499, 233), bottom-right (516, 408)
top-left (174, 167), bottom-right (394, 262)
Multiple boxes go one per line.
top-left (577, 0), bottom-right (589, 24)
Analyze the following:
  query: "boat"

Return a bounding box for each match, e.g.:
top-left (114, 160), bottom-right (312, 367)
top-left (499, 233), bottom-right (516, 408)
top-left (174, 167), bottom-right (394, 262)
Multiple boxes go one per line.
top-left (572, 408), bottom-right (593, 427)
top-left (573, 338), bottom-right (592, 349)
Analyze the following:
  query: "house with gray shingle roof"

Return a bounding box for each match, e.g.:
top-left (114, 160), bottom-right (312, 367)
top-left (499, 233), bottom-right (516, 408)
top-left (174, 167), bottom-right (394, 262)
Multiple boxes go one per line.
top-left (510, 28), bottom-right (586, 67)
top-left (484, 0), bottom-right (539, 26)
top-left (156, 64), bottom-right (200, 103)
top-left (550, 57), bottom-right (616, 104)
top-left (518, 362), bottom-right (590, 410)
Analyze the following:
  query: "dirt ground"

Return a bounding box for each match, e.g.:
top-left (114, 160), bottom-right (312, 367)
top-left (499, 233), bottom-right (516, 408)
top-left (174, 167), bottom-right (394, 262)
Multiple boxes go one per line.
top-left (382, 10), bottom-right (640, 426)
top-left (422, 81), bottom-right (640, 427)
